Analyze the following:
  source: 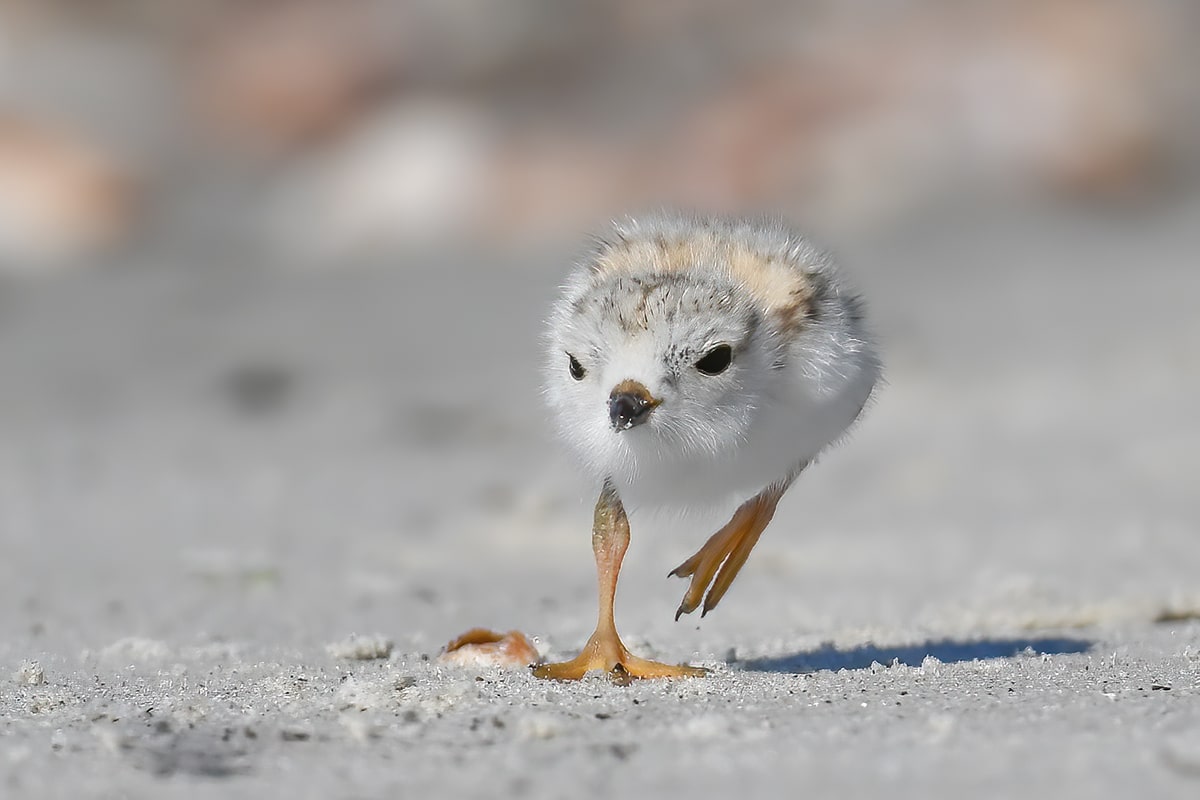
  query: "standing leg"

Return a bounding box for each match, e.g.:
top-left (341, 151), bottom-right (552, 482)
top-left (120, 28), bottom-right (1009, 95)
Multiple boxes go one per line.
top-left (533, 481), bottom-right (706, 681)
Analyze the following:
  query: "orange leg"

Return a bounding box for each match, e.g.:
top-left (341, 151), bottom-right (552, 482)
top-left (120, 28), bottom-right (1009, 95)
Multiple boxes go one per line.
top-left (669, 476), bottom-right (795, 619)
top-left (533, 482), bottom-right (706, 682)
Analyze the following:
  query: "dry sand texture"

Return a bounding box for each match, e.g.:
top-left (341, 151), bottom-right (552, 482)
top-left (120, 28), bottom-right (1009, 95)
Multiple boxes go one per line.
top-left (2, 202), bottom-right (1200, 797)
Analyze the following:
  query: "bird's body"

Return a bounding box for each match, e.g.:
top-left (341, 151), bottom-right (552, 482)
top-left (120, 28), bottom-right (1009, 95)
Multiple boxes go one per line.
top-left (535, 213), bottom-right (879, 681)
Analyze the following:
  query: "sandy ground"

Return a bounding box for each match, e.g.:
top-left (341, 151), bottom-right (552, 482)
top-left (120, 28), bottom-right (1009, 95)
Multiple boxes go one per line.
top-left (1, 201), bottom-right (1199, 798)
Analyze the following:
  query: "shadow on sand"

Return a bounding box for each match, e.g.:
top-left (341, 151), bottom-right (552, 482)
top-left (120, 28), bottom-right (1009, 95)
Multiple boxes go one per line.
top-left (739, 636), bottom-right (1094, 674)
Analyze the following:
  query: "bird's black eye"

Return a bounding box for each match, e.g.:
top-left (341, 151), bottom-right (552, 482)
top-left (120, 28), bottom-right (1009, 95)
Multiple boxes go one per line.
top-left (695, 344), bottom-right (733, 376)
top-left (567, 353), bottom-right (586, 381)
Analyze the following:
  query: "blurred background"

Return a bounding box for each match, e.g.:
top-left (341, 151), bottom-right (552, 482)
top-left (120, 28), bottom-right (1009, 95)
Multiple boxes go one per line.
top-left (1, 0), bottom-right (1198, 264)
top-left (0, 0), bottom-right (1197, 652)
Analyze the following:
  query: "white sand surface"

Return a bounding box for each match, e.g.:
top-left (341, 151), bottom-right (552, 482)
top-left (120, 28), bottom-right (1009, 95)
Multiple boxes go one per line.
top-left (2, 202), bottom-right (1199, 798)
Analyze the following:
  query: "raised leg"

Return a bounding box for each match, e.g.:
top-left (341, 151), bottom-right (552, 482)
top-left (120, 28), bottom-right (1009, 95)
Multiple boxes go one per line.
top-left (532, 481), bottom-right (706, 682)
top-left (669, 474), bottom-right (797, 619)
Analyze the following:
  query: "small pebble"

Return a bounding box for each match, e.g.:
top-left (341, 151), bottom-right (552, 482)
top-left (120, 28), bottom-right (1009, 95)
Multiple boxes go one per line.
top-left (14, 661), bottom-right (45, 686)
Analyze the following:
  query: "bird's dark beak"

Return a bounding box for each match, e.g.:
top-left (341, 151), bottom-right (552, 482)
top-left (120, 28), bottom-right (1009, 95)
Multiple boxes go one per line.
top-left (608, 380), bottom-right (660, 431)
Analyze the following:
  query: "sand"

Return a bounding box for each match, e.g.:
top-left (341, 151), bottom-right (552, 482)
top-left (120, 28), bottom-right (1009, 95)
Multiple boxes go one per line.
top-left (2, 201), bottom-right (1199, 798)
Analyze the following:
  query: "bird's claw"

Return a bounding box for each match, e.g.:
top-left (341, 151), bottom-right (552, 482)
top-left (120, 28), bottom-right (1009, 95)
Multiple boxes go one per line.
top-left (532, 629), bottom-right (706, 681)
top-left (668, 485), bottom-right (787, 622)
top-left (673, 590), bottom-right (712, 621)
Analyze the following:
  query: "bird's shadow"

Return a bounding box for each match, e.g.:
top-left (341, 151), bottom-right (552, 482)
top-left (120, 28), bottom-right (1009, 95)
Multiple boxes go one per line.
top-left (738, 636), bottom-right (1094, 674)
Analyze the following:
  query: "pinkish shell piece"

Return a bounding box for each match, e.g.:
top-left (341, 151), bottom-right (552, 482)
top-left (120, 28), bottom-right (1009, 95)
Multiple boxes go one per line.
top-left (438, 628), bottom-right (540, 669)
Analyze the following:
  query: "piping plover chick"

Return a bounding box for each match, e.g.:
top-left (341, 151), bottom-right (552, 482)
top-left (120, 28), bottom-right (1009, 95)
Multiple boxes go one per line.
top-left (534, 212), bottom-right (880, 680)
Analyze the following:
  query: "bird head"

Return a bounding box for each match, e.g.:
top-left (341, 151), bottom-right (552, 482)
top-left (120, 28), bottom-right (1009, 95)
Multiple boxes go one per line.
top-left (545, 270), bottom-right (776, 482)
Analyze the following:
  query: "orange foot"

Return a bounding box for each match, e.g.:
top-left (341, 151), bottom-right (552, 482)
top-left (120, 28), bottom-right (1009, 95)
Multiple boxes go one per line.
top-left (532, 628), bottom-right (706, 683)
top-left (536, 480), bottom-right (706, 683)
top-left (669, 479), bottom-right (793, 619)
